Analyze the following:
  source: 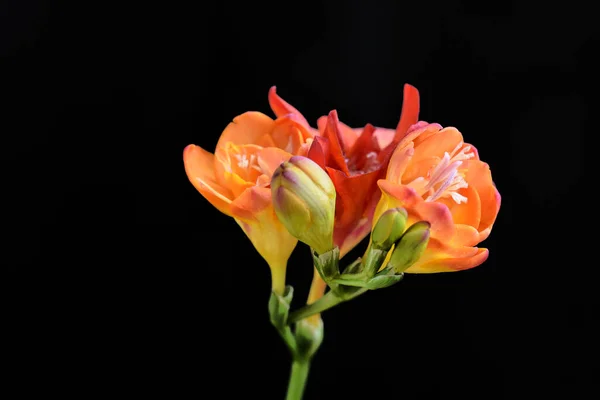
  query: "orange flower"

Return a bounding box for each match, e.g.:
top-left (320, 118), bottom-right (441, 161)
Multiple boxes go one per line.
top-left (374, 122), bottom-right (501, 273)
top-left (183, 111), bottom-right (314, 293)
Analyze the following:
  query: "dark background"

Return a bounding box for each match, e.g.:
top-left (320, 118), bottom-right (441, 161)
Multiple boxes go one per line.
top-left (3, 1), bottom-right (597, 399)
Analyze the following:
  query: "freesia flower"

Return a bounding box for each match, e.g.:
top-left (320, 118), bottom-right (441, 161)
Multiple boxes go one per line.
top-left (374, 122), bottom-right (501, 273)
top-left (269, 85), bottom-right (420, 257)
top-left (183, 111), bottom-right (314, 293)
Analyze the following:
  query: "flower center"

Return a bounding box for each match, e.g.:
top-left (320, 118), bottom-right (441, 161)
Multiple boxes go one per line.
top-left (226, 144), bottom-right (270, 187)
top-left (346, 151), bottom-right (381, 176)
top-left (408, 142), bottom-right (474, 204)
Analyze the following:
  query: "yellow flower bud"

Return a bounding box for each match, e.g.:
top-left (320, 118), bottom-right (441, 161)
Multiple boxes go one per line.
top-left (271, 156), bottom-right (336, 255)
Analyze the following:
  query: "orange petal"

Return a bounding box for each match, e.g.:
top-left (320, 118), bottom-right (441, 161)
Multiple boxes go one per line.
top-left (412, 201), bottom-right (455, 243)
top-left (377, 181), bottom-right (454, 242)
top-left (463, 160), bottom-right (501, 233)
top-left (216, 112), bottom-right (274, 152)
top-left (269, 115), bottom-right (312, 154)
top-left (257, 147), bottom-right (292, 179)
top-left (402, 156), bottom-right (439, 184)
top-left (411, 123), bottom-right (444, 147)
top-left (406, 248), bottom-right (489, 273)
top-left (229, 186), bottom-right (272, 222)
top-left (377, 181), bottom-right (422, 209)
top-left (411, 127), bottom-right (464, 165)
top-left (268, 86), bottom-right (311, 129)
top-left (183, 144), bottom-right (233, 215)
top-left (451, 224), bottom-right (481, 247)
top-left (439, 185), bottom-right (481, 229)
top-left (215, 143), bottom-right (262, 197)
top-left (386, 142), bottom-right (415, 183)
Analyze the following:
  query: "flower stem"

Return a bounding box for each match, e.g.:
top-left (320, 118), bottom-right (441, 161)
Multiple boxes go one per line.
top-left (285, 359), bottom-right (311, 400)
top-left (288, 291), bottom-right (344, 324)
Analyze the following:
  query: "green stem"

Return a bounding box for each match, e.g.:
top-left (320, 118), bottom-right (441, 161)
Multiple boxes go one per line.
top-left (277, 326), bottom-right (297, 353)
top-left (288, 291), bottom-right (344, 324)
top-left (285, 359), bottom-right (311, 400)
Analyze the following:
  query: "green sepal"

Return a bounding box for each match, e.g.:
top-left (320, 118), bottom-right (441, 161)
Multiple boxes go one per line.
top-left (342, 257), bottom-right (363, 275)
top-left (312, 246), bottom-right (340, 282)
top-left (268, 285), bottom-right (294, 330)
top-left (361, 247), bottom-right (389, 278)
top-left (366, 273), bottom-right (404, 290)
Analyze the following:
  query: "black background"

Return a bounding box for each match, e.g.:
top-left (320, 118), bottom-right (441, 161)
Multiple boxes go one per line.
top-left (3, 1), bottom-right (597, 399)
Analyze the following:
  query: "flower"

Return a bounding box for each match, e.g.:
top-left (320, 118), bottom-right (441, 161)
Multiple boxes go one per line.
top-left (183, 110), bottom-right (314, 293)
top-left (374, 122), bottom-right (501, 273)
top-left (271, 156), bottom-right (336, 255)
top-left (270, 84), bottom-right (421, 257)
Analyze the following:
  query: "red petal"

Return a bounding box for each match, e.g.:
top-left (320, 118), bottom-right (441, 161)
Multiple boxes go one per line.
top-left (307, 136), bottom-right (329, 169)
top-left (396, 84), bottom-right (420, 137)
top-left (268, 86), bottom-right (311, 128)
top-left (346, 124), bottom-right (378, 171)
top-left (323, 111), bottom-right (351, 175)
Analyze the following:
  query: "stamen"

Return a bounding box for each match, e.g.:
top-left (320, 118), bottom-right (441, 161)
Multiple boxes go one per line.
top-left (415, 143), bottom-right (475, 204)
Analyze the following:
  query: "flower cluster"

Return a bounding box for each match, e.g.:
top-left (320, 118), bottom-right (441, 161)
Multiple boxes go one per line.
top-left (183, 84), bottom-right (501, 398)
top-left (184, 84), bottom-right (500, 294)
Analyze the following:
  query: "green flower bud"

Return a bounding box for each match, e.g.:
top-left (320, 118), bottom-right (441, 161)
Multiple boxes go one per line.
top-left (271, 156), bottom-right (336, 255)
top-left (294, 318), bottom-right (324, 361)
top-left (388, 221), bottom-right (431, 273)
top-left (371, 207), bottom-right (408, 250)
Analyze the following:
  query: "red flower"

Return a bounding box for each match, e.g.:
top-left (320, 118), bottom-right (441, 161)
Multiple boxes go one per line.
top-left (269, 85), bottom-right (420, 256)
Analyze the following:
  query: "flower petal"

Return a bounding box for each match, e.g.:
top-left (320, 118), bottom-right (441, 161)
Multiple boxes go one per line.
top-left (346, 124), bottom-right (379, 171)
top-left (406, 248), bottom-right (489, 273)
top-left (307, 136), bottom-right (329, 169)
top-left (317, 115), bottom-right (361, 152)
top-left (439, 185), bottom-right (481, 229)
top-left (268, 86), bottom-right (312, 130)
top-left (229, 186), bottom-right (272, 222)
top-left (268, 114), bottom-right (314, 154)
top-left (257, 147), bottom-right (292, 179)
top-left (386, 142), bottom-right (415, 183)
top-left (463, 160), bottom-right (501, 233)
top-left (233, 187), bottom-right (298, 272)
top-left (183, 144), bottom-right (233, 215)
top-left (329, 168), bottom-right (381, 230)
top-left (451, 224), bottom-right (481, 247)
top-left (411, 127), bottom-right (464, 165)
top-left (412, 201), bottom-right (455, 243)
top-left (322, 111), bottom-right (351, 175)
top-left (216, 112), bottom-right (274, 152)
top-left (377, 181), bottom-right (454, 242)
top-left (396, 84), bottom-right (420, 137)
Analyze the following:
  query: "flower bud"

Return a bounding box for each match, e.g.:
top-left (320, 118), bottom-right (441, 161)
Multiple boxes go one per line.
top-left (271, 156), bottom-right (336, 255)
top-left (388, 221), bottom-right (431, 273)
top-left (294, 317), bottom-right (324, 361)
top-left (371, 207), bottom-right (408, 250)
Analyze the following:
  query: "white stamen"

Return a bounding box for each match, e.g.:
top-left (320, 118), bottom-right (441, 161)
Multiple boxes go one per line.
top-left (412, 142), bottom-right (475, 204)
top-left (234, 154), bottom-right (249, 168)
